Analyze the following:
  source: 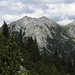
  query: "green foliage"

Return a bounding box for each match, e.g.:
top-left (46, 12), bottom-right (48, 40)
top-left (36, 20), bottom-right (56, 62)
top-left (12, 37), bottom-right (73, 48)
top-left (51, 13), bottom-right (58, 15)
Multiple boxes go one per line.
top-left (66, 73), bottom-right (71, 75)
top-left (18, 70), bottom-right (38, 75)
top-left (50, 64), bottom-right (61, 75)
top-left (0, 33), bottom-right (22, 75)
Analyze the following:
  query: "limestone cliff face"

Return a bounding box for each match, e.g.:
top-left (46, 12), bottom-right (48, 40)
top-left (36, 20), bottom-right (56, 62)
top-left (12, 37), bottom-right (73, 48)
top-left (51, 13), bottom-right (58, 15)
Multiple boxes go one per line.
top-left (7, 16), bottom-right (75, 58)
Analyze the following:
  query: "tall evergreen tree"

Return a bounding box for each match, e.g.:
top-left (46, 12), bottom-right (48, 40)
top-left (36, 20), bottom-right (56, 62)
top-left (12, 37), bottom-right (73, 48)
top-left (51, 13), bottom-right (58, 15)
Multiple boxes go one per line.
top-left (19, 29), bottom-right (23, 46)
top-left (53, 49), bottom-right (60, 63)
top-left (26, 37), bottom-right (40, 62)
top-left (73, 57), bottom-right (75, 75)
top-left (2, 21), bottom-right (9, 38)
top-left (66, 56), bottom-right (73, 75)
top-left (53, 49), bottom-right (61, 71)
top-left (61, 56), bottom-right (66, 71)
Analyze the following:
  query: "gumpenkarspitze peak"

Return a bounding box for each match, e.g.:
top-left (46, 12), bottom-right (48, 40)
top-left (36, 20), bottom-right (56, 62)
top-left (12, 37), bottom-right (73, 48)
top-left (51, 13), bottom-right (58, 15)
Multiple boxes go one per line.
top-left (8, 16), bottom-right (74, 55)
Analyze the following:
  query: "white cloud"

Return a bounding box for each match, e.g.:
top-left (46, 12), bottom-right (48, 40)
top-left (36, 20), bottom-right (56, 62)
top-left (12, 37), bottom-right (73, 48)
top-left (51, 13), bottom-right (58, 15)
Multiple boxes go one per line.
top-left (47, 3), bottom-right (75, 18)
top-left (2, 15), bottom-right (20, 22)
top-left (19, 0), bottom-right (74, 4)
top-left (57, 18), bottom-right (73, 25)
top-left (0, 21), bottom-right (3, 27)
top-left (9, 2), bottom-right (25, 12)
top-left (0, 0), bottom-right (75, 26)
top-left (0, 0), bottom-right (9, 7)
top-left (43, 0), bottom-right (66, 3)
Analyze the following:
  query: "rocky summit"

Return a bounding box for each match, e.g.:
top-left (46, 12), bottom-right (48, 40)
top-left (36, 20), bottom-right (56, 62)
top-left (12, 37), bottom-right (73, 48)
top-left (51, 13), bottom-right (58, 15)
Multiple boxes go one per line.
top-left (5, 16), bottom-right (75, 58)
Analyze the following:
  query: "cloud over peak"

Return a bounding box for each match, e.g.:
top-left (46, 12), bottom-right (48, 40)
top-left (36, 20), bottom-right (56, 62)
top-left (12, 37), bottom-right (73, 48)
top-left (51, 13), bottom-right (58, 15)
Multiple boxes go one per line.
top-left (0, 0), bottom-right (75, 26)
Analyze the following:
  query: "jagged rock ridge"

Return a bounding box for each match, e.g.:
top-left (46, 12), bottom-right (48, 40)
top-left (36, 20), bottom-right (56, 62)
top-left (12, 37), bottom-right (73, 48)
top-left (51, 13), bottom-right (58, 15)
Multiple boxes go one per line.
top-left (8, 16), bottom-right (75, 58)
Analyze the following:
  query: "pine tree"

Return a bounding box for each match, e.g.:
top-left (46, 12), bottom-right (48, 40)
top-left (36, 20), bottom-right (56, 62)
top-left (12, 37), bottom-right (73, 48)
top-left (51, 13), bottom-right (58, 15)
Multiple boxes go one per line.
top-left (61, 56), bottom-right (66, 71)
top-left (2, 21), bottom-right (9, 38)
top-left (26, 37), bottom-right (40, 62)
top-left (66, 56), bottom-right (73, 74)
top-left (19, 29), bottom-right (23, 46)
top-left (53, 49), bottom-right (61, 71)
top-left (73, 57), bottom-right (75, 75)
top-left (53, 49), bottom-right (60, 64)
top-left (31, 37), bottom-right (40, 62)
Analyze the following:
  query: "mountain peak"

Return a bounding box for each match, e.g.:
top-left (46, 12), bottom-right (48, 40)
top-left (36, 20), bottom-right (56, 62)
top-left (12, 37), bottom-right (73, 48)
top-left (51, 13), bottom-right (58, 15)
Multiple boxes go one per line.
top-left (22, 16), bottom-right (32, 20)
top-left (8, 15), bottom-right (60, 48)
top-left (22, 16), bottom-right (49, 21)
top-left (68, 20), bottom-right (75, 26)
top-left (39, 16), bottom-right (51, 20)
top-left (40, 16), bottom-right (48, 19)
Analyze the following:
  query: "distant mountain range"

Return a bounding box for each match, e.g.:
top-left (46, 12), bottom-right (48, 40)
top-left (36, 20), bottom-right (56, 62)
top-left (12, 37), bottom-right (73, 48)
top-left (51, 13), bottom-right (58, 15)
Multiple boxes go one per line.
top-left (1, 16), bottom-right (75, 59)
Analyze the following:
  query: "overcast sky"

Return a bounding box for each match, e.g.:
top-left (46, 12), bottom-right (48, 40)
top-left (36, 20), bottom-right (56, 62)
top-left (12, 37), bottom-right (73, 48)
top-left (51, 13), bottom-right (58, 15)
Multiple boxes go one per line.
top-left (0, 0), bottom-right (75, 26)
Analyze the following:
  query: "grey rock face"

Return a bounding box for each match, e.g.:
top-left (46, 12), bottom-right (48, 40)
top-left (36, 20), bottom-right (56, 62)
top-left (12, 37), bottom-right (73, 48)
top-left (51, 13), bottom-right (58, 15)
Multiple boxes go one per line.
top-left (65, 21), bottom-right (75, 39)
top-left (8, 16), bottom-right (60, 49)
top-left (7, 16), bottom-right (75, 58)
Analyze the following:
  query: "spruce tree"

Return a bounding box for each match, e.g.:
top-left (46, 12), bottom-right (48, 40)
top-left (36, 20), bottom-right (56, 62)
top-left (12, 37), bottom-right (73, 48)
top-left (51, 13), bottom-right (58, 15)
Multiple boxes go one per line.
top-left (73, 57), bottom-right (75, 75)
top-left (26, 37), bottom-right (40, 62)
top-left (53, 49), bottom-right (61, 71)
top-left (61, 56), bottom-right (66, 71)
top-left (19, 29), bottom-right (23, 46)
top-left (53, 49), bottom-right (60, 63)
top-left (66, 56), bottom-right (73, 75)
top-left (2, 21), bottom-right (9, 38)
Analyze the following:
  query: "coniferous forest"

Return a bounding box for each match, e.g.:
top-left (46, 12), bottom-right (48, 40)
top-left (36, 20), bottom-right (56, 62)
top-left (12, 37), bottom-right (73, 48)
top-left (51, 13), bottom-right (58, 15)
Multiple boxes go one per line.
top-left (1, 21), bottom-right (75, 75)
